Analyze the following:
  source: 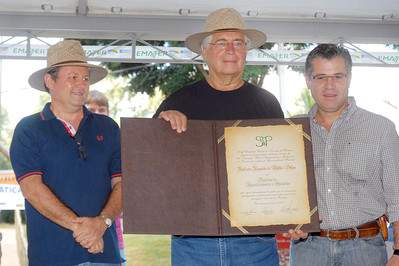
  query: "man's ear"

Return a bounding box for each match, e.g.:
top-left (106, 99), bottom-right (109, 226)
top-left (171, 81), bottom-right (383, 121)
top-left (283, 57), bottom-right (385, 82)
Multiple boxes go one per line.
top-left (304, 74), bottom-right (311, 89)
top-left (201, 47), bottom-right (207, 61)
top-left (346, 73), bottom-right (352, 85)
top-left (43, 73), bottom-right (54, 92)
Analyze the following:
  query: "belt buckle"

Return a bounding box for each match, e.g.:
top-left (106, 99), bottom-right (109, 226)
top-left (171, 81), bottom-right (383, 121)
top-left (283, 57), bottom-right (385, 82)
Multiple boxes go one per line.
top-left (351, 227), bottom-right (360, 240)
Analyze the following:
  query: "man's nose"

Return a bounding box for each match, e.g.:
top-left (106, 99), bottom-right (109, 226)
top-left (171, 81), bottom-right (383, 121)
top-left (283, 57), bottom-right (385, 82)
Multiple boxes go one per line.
top-left (325, 76), bottom-right (336, 88)
top-left (224, 42), bottom-right (235, 53)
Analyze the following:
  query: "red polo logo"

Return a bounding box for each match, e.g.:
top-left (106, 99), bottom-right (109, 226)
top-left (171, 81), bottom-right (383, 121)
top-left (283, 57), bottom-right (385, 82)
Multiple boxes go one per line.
top-left (96, 135), bottom-right (104, 141)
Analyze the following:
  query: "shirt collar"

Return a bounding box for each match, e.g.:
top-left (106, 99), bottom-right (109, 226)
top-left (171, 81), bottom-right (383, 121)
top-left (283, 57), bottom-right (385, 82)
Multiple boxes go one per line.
top-left (308, 96), bottom-right (357, 122)
top-left (40, 102), bottom-right (93, 121)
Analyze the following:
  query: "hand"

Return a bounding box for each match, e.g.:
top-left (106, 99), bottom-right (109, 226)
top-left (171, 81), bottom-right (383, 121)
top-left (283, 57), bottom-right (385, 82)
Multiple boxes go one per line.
top-left (387, 254), bottom-right (399, 266)
top-left (282, 229), bottom-right (308, 240)
top-left (158, 110), bottom-right (187, 133)
top-left (72, 217), bottom-right (107, 249)
top-left (88, 237), bottom-right (104, 254)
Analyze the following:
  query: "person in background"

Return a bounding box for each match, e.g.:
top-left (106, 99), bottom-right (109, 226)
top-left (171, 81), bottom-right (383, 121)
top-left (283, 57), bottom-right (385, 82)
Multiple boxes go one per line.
top-left (86, 90), bottom-right (109, 115)
top-left (285, 44), bottom-right (399, 266)
top-left (86, 90), bottom-right (126, 266)
top-left (154, 8), bottom-right (284, 266)
top-left (10, 40), bottom-right (123, 266)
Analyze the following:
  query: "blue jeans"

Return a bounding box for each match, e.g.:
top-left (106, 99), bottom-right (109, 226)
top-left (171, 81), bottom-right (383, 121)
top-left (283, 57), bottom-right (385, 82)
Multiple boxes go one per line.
top-left (292, 234), bottom-right (387, 266)
top-left (172, 235), bottom-right (279, 266)
top-left (119, 248), bottom-right (126, 266)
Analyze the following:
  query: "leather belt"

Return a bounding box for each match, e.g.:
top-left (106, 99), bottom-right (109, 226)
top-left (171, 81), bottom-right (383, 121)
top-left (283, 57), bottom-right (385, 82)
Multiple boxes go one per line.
top-left (319, 220), bottom-right (380, 240)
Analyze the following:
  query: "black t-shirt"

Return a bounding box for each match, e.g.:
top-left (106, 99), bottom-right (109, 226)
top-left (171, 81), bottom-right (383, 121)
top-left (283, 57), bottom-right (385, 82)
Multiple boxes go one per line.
top-left (154, 80), bottom-right (284, 120)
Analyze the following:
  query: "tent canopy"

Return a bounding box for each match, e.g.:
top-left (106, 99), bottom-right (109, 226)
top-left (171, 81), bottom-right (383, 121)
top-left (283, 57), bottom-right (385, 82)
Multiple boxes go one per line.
top-left (0, 0), bottom-right (398, 44)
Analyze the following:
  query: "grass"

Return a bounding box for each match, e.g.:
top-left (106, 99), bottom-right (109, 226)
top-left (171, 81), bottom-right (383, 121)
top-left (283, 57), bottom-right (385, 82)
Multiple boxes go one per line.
top-left (124, 234), bottom-right (171, 266)
top-left (1, 222), bottom-right (171, 266)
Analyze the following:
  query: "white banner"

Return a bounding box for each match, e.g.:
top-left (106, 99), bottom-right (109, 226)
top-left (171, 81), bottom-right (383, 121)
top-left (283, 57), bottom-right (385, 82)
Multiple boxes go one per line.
top-left (0, 170), bottom-right (24, 210)
top-left (0, 44), bottom-right (398, 65)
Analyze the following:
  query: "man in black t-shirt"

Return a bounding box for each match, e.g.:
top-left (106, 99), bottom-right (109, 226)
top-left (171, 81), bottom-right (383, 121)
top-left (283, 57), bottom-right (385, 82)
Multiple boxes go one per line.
top-left (155, 8), bottom-right (284, 266)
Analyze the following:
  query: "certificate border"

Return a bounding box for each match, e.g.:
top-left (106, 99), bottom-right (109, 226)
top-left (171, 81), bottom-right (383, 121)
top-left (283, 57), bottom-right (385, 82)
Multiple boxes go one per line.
top-left (216, 117), bottom-right (319, 235)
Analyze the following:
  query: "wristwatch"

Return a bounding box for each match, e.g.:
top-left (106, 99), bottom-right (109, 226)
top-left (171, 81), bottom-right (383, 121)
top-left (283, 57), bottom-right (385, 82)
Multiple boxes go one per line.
top-left (394, 249), bottom-right (399, 256)
top-left (100, 213), bottom-right (112, 228)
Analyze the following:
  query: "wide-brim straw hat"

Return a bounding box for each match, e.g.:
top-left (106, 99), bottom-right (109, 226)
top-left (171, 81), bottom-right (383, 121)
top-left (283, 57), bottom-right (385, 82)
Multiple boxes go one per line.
top-left (185, 8), bottom-right (267, 54)
top-left (29, 40), bottom-right (108, 91)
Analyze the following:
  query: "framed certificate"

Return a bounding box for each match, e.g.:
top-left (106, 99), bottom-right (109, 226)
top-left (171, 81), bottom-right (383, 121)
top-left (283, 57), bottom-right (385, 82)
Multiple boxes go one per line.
top-left (121, 117), bottom-right (318, 235)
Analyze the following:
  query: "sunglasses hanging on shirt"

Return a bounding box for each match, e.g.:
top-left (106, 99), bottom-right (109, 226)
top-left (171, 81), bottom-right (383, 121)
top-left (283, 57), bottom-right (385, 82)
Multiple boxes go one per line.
top-left (73, 132), bottom-right (87, 160)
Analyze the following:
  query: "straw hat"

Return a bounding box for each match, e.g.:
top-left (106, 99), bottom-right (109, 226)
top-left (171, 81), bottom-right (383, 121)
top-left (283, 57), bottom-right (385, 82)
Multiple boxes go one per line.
top-left (29, 40), bottom-right (108, 91)
top-left (185, 8), bottom-right (267, 54)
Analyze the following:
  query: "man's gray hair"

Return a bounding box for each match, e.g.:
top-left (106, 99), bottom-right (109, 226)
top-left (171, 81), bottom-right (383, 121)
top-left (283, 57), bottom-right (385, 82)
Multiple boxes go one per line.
top-left (305, 44), bottom-right (352, 76)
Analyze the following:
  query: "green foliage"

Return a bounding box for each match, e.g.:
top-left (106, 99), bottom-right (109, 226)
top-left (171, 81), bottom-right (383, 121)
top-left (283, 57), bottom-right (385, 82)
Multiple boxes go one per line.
top-left (0, 150), bottom-right (10, 169)
top-left (0, 108), bottom-right (11, 169)
top-left (124, 63), bottom-right (203, 97)
top-left (388, 44), bottom-right (399, 50)
top-left (20, 210), bottom-right (26, 224)
top-left (1, 210), bottom-right (15, 224)
top-left (242, 65), bottom-right (270, 86)
top-left (38, 93), bottom-right (51, 108)
top-left (124, 234), bottom-right (170, 266)
top-left (288, 88), bottom-right (315, 117)
top-left (283, 43), bottom-right (313, 73)
top-left (79, 39), bottom-right (311, 97)
top-left (80, 39), bottom-right (200, 97)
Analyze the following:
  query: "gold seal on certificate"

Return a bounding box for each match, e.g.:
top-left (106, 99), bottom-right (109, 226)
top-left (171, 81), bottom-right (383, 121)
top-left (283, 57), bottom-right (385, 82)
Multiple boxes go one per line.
top-left (225, 124), bottom-right (310, 227)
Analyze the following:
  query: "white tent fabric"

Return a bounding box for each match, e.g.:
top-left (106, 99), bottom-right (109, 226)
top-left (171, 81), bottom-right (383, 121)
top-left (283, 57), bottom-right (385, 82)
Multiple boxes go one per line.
top-left (0, 0), bottom-right (398, 43)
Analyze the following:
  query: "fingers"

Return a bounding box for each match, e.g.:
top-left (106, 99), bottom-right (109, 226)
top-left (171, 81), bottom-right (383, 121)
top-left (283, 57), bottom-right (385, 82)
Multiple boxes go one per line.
top-left (88, 238), bottom-right (104, 254)
top-left (80, 238), bottom-right (94, 249)
top-left (158, 111), bottom-right (187, 133)
top-left (72, 217), bottom-right (106, 248)
top-left (75, 234), bottom-right (93, 246)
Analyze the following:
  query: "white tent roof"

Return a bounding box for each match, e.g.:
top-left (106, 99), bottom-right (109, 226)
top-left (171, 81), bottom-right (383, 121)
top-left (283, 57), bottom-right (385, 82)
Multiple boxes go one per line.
top-left (0, 0), bottom-right (398, 43)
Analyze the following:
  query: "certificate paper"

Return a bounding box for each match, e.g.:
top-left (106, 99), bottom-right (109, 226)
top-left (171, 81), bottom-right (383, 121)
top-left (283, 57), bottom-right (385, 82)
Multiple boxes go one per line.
top-left (225, 125), bottom-right (310, 227)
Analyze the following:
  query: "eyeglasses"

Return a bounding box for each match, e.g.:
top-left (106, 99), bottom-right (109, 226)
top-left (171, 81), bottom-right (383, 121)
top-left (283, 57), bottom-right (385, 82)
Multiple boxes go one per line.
top-left (311, 73), bottom-right (348, 83)
top-left (66, 72), bottom-right (90, 83)
top-left (208, 40), bottom-right (247, 50)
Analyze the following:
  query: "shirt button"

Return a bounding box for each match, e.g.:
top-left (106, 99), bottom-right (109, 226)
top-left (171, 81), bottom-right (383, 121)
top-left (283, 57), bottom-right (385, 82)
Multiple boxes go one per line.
top-left (326, 167), bottom-right (330, 171)
top-left (327, 189), bottom-right (331, 193)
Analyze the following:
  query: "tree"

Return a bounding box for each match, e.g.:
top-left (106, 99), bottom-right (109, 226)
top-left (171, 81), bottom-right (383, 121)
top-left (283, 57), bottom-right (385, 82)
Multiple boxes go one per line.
top-left (0, 108), bottom-right (11, 168)
top-left (80, 39), bottom-right (310, 97)
top-left (97, 41), bottom-right (276, 96)
top-left (288, 87), bottom-right (315, 117)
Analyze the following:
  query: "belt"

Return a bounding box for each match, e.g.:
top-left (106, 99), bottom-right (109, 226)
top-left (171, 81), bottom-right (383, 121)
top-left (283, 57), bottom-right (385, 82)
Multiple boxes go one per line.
top-left (319, 220), bottom-right (380, 240)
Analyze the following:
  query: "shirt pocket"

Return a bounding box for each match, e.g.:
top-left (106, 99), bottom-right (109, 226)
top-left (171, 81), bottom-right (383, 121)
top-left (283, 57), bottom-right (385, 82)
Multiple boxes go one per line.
top-left (335, 140), bottom-right (377, 183)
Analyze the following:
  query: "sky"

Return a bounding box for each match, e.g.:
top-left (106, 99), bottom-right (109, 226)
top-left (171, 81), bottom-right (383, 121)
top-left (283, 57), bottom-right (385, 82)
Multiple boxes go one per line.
top-left (0, 44), bottom-right (399, 133)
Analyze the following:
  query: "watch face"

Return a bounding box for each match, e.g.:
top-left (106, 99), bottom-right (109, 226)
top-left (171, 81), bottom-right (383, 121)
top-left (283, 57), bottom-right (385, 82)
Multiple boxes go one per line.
top-left (105, 218), bottom-right (112, 227)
